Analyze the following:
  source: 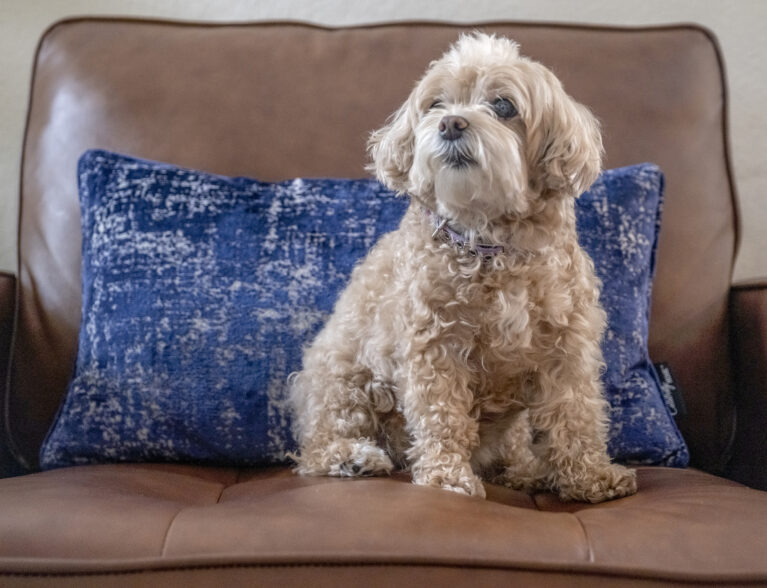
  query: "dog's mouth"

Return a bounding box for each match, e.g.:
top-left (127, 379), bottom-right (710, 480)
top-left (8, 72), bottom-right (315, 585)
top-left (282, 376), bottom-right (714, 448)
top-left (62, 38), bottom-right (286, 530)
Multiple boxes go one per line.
top-left (439, 143), bottom-right (476, 169)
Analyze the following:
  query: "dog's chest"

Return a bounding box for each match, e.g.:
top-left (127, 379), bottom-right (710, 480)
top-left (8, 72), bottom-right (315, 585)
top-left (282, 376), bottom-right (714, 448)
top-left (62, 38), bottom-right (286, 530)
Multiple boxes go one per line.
top-left (465, 263), bottom-right (573, 385)
top-left (398, 241), bottom-right (582, 386)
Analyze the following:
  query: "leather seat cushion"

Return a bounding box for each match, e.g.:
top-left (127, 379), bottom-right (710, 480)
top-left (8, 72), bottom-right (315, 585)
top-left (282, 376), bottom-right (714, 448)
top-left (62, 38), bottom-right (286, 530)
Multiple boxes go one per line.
top-left (0, 465), bottom-right (765, 584)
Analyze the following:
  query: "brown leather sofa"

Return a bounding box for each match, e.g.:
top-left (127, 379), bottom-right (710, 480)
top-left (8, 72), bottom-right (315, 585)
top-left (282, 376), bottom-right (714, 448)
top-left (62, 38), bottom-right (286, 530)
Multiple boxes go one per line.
top-left (1, 18), bottom-right (766, 587)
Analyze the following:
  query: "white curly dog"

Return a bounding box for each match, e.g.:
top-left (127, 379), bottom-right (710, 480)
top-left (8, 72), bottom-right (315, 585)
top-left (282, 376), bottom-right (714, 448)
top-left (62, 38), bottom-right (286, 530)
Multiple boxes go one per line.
top-left (290, 32), bottom-right (637, 502)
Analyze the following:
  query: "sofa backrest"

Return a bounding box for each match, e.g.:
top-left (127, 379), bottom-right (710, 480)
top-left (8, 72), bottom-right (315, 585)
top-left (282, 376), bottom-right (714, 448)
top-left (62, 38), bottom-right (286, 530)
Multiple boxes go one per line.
top-left (8, 19), bottom-right (738, 472)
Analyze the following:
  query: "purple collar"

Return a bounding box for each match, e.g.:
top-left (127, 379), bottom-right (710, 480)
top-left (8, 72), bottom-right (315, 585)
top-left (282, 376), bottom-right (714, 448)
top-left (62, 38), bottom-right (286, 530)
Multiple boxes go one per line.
top-left (423, 208), bottom-right (505, 259)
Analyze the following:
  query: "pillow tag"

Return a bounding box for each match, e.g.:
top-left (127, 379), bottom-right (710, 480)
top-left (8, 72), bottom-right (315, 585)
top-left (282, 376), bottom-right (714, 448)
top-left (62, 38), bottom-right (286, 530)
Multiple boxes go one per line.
top-left (654, 362), bottom-right (687, 419)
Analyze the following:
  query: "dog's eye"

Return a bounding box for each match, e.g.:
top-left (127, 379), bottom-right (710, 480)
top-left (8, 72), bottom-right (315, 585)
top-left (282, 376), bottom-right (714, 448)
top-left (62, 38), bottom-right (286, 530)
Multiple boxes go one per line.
top-left (492, 97), bottom-right (518, 119)
top-left (429, 100), bottom-right (444, 110)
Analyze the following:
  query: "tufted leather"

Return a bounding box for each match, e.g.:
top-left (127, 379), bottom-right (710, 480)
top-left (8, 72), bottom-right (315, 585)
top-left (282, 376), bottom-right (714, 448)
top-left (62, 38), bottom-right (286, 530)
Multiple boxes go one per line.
top-left (1, 465), bottom-right (766, 586)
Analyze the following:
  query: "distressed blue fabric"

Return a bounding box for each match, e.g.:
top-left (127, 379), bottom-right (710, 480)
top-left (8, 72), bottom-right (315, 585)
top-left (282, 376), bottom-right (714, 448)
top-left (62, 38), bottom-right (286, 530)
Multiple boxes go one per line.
top-left (40, 150), bottom-right (688, 470)
top-left (576, 166), bottom-right (688, 467)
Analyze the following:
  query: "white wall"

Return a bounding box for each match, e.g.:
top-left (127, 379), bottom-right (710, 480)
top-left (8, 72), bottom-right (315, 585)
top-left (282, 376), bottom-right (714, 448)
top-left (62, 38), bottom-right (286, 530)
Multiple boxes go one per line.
top-left (1, 0), bottom-right (765, 281)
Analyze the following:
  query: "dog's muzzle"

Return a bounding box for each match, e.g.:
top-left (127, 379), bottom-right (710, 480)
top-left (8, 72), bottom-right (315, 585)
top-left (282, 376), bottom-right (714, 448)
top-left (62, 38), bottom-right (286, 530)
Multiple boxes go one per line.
top-left (438, 116), bottom-right (476, 168)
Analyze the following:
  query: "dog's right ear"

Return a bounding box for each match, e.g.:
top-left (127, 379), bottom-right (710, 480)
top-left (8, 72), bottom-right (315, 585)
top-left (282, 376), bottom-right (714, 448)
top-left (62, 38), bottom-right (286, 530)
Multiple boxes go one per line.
top-left (366, 93), bottom-right (417, 194)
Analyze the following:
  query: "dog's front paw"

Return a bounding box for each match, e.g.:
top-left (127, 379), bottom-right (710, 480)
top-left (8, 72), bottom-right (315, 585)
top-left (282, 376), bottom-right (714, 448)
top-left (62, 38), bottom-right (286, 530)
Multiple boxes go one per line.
top-left (328, 441), bottom-right (394, 478)
top-left (413, 463), bottom-right (486, 499)
top-left (442, 475), bottom-right (486, 498)
top-left (293, 438), bottom-right (393, 478)
top-left (557, 463), bottom-right (637, 503)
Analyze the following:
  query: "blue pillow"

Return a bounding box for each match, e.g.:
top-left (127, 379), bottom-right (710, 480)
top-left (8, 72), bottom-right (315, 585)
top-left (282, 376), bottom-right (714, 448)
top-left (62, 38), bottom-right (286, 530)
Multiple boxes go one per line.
top-left (39, 150), bottom-right (688, 470)
top-left (576, 167), bottom-right (687, 466)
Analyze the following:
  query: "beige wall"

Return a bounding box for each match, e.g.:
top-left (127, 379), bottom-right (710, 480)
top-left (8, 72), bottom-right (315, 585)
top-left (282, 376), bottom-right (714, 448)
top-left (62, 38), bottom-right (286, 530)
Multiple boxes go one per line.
top-left (1, 0), bottom-right (764, 281)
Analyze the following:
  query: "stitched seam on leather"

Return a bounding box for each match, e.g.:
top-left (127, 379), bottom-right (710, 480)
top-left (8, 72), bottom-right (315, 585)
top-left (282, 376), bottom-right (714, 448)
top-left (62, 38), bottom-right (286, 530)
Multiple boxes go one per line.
top-left (160, 477), bottom-right (229, 556)
top-left (530, 494), bottom-right (593, 564)
top-left (215, 481), bottom-right (226, 504)
top-left (572, 513), bottom-right (595, 564)
top-left (159, 508), bottom-right (186, 558)
top-left (213, 470), bottom-right (238, 504)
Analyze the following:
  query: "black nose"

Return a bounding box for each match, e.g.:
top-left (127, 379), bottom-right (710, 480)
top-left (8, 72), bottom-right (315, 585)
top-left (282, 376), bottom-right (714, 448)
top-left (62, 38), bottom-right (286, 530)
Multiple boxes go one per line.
top-left (439, 115), bottom-right (469, 141)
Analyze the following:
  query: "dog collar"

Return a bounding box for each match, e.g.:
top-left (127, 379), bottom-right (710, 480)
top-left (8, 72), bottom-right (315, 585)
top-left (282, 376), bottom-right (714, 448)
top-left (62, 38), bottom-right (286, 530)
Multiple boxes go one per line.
top-left (423, 208), bottom-right (505, 259)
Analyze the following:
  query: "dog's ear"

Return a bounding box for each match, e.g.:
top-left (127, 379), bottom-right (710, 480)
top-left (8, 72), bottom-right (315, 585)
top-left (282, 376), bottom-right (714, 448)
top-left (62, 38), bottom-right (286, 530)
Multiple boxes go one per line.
top-left (366, 92), bottom-right (417, 194)
top-left (527, 71), bottom-right (603, 198)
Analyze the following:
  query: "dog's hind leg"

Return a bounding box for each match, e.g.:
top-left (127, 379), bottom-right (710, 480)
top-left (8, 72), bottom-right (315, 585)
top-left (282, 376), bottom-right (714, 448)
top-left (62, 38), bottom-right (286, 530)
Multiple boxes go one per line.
top-left (469, 408), bottom-right (547, 492)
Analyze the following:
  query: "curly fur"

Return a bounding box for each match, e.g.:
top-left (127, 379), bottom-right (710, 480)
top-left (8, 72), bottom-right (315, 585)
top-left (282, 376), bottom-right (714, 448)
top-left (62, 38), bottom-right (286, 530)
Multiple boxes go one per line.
top-left (289, 32), bottom-right (637, 502)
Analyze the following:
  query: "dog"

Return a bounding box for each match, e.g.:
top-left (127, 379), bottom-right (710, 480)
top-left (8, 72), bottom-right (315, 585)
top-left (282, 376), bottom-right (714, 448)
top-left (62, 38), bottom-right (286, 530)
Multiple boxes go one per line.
top-left (289, 32), bottom-right (637, 502)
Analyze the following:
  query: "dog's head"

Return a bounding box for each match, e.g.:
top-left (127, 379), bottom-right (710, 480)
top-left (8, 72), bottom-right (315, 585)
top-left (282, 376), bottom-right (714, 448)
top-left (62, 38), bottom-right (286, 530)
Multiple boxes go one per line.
top-left (368, 32), bottom-right (603, 231)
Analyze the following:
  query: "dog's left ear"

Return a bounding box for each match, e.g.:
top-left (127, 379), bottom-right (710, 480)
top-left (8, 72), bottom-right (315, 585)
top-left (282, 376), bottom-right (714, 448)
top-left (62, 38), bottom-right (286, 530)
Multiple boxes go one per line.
top-left (366, 91), bottom-right (418, 194)
top-left (527, 71), bottom-right (603, 198)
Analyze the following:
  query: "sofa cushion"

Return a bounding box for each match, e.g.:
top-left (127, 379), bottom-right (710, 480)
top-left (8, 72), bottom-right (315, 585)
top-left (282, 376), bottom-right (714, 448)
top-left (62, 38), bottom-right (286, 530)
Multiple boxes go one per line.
top-left (39, 150), bottom-right (687, 470)
top-left (0, 465), bottom-right (765, 585)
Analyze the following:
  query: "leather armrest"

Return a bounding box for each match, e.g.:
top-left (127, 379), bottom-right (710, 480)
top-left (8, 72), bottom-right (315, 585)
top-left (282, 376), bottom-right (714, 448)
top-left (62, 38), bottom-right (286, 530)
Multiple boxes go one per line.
top-left (0, 271), bottom-right (13, 366)
top-left (0, 272), bottom-right (24, 477)
top-left (728, 281), bottom-right (767, 490)
top-left (0, 271), bottom-right (24, 477)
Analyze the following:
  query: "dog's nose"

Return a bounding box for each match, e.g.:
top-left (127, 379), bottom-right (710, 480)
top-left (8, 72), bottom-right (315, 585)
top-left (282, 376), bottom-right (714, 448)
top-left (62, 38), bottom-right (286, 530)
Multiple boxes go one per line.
top-left (439, 115), bottom-right (469, 141)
